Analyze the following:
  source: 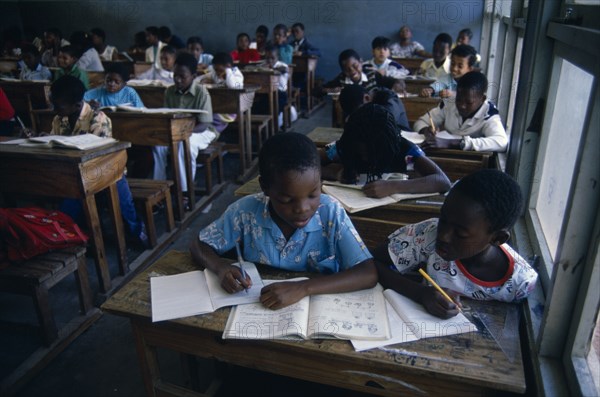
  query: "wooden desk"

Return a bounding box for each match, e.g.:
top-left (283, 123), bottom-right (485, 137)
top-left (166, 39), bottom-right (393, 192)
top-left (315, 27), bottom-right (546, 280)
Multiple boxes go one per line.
top-left (0, 80), bottom-right (50, 128)
top-left (106, 112), bottom-right (196, 221)
top-left (87, 71), bottom-right (105, 89)
top-left (242, 70), bottom-right (280, 135)
top-left (307, 126), bottom-right (342, 147)
top-left (391, 57), bottom-right (425, 75)
top-left (102, 250), bottom-right (526, 397)
top-left (0, 141), bottom-right (131, 293)
top-left (129, 84), bottom-right (166, 108)
top-left (403, 96), bottom-right (440, 126)
top-left (0, 58), bottom-right (19, 74)
top-left (404, 78), bottom-right (436, 95)
top-left (292, 55), bottom-right (318, 114)
top-left (133, 62), bottom-right (153, 77)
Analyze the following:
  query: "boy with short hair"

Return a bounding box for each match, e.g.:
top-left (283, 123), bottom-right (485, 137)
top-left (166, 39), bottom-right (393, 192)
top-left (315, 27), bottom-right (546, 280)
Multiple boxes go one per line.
top-left (420, 44), bottom-right (477, 98)
top-left (374, 169), bottom-right (538, 319)
top-left (19, 44), bottom-right (52, 81)
top-left (419, 33), bottom-right (452, 79)
top-left (187, 36), bottom-right (213, 73)
top-left (153, 53), bottom-right (216, 207)
top-left (145, 26), bottom-right (166, 70)
top-left (363, 36), bottom-right (409, 79)
top-left (49, 76), bottom-right (147, 245)
top-left (272, 24), bottom-right (293, 65)
top-left (53, 45), bottom-right (89, 89)
top-left (290, 22), bottom-right (321, 57)
top-left (137, 45), bottom-right (176, 84)
top-left (415, 71), bottom-right (508, 152)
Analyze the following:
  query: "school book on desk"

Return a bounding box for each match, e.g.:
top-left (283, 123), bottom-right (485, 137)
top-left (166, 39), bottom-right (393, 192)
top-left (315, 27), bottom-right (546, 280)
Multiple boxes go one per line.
top-left (223, 280), bottom-right (391, 341)
top-left (0, 134), bottom-right (117, 150)
top-left (351, 289), bottom-right (477, 352)
top-left (99, 104), bottom-right (208, 115)
top-left (150, 261), bottom-right (264, 322)
top-left (401, 130), bottom-right (462, 145)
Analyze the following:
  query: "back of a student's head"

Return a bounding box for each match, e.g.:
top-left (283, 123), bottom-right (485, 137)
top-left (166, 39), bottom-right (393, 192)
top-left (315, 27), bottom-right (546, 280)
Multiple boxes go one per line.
top-left (90, 28), bottom-right (106, 42)
top-left (451, 169), bottom-right (523, 232)
top-left (70, 31), bottom-right (93, 51)
top-left (371, 36), bottom-right (391, 50)
top-left (174, 52), bottom-right (197, 74)
top-left (51, 75), bottom-right (85, 114)
top-left (451, 44), bottom-right (477, 67)
top-left (259, 133), bottom-right (320, 188)
top-left (339, 84), bottom-right (367, 117)
top-left (158, 26), bottom-right (171, 41)
top-left (212, 52), bottom-right (233, 67)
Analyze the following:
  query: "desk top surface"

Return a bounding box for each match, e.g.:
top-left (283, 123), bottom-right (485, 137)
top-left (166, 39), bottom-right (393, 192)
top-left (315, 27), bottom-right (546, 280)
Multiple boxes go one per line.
top-left (0, 140), bottom-right (131, 162)
top-left (102, 250), bottom-right (526, 393)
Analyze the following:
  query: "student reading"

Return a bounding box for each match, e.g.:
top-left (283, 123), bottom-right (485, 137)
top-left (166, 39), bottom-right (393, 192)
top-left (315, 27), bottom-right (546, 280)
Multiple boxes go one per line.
top-left (190, 133), bottom-right (377, 310)
top-left (373, 169), bottom-right (538, 319)
top-left (321, 103), bottom-right (451, 197)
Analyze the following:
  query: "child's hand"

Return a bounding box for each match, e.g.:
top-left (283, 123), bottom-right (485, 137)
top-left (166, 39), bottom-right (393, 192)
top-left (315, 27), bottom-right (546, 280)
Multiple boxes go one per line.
top-left (363, 180), bottom-right (395, 198)
top-left (197, 63), bottom-right (209, 73)
top-left (419, 87), bottom-right (433, 97)
top-left (19, 127), bottom-right (35, 138)
top-left (260, 281), bottom-right (308, 310)
top-left (218, 265), bottom-right (252, 293)
top-left (418, 126), bottom-right (436, 137)
top-left (88, 100), bottom-right (101, 110)
top-left (439, 89), bottom-right (455, 98)
top-left (419, 287), bottom-right (461, 319)
top-left (421, 136), bottom-right (453, 150)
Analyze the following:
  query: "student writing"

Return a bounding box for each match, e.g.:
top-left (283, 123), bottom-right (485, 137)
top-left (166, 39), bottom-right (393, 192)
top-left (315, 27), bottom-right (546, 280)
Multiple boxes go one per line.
top-left (19, 44), bottom-right (52, 81)
top-left (420, 44), bottom-right (477, 98)
top-left (190, 133), bottom-right (378, 310)
top-left (373, 169), bottom-right (538, 318)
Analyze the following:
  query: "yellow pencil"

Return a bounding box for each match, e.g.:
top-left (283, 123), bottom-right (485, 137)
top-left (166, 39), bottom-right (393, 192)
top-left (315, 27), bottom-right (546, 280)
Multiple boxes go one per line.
top-left (418, 268), bottom-right (462, 312)
top-left (427, 111), bottom-right (437, 134)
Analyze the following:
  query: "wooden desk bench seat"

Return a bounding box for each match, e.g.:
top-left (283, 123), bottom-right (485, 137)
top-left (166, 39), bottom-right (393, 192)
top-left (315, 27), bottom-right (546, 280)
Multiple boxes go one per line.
top-left (196, 142), bottom-right (225, 195)
top-left (0, 246), bottom-right (93, 346)
top-left (228, 114), bottom-right (272, 155)
top-left (128, 179), bottom-right (175, 248)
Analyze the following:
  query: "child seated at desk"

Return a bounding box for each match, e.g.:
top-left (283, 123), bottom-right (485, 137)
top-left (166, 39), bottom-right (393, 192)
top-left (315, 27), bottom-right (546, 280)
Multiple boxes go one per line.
top-left (91, 28), bottom-right (118, 61)
top-left (190, 133), bottom-right (378, 309)
top-left (373, 169), bottom-right (538, 319)
top-left (145, 26), bottom-right (166, 70)
top-left (249, 25), bottom-right (269, 56)
top-left (415, 71), bottom-right (508, 152)
top-left (187, 36), bottom-right (213, 73)
top-left (153, 53), bottom-right (216, 209)
top-left (70, 31), bottom-right (104, 72)
top-left (136, 44), bottom-right (176, 84)
top-left (41, 28), bottom-right (69, 67)
top-left (453, 28), bottom-right (481, 64)
top-left (363, 36), bottom-right (409, 79)
top-left (390, 26), bottom-right (429, 58)
top-left (53, 45), bottom-right (89, 90)
top-left (84, 63), bottom-right (144, 107)
top-left (19, 44), bottom-right (52, 81)
top-left (290, 22), bottom-right (321, 57)
top-left (272, 24), bottom-right (293, 65)
top-left (321, 103), bottom-right (451, 197)
top-left (230, 33), bottom-right (261, 65)
top-left (418, 33), bottom-right (452, 79)
top-left (420, 44), bottom-right (477, 98)
top-left (48, 76), bottom-right (148, 245)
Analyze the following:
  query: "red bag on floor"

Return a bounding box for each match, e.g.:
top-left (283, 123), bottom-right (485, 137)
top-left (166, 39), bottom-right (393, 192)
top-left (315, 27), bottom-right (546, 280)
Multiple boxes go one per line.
top-left (0, 207), bottom-right (88, 262)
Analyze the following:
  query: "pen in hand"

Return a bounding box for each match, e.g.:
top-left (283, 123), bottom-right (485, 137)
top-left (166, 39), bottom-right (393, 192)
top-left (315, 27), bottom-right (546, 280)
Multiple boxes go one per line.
top-left (235, 240), bottom-right (249, 294)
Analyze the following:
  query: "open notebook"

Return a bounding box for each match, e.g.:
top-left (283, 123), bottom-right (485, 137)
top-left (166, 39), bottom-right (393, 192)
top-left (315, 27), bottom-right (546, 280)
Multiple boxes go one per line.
top-left (0, 134), bottom-right (117, 150)
top-left (223, 280), bottom-right (391, 341)
top-left (351, 289), bottom-right (477, 352)
top-left (401, 130), bottom-right (462, 145)
top-left (99, 104), bottom-right (207, 114)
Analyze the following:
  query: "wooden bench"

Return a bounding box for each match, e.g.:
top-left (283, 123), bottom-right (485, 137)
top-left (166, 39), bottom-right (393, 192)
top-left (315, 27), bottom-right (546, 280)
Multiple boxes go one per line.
top-left (0, 246), bottom-right (93, 346)
top-left (196, 142), bottom-right (225, 195)
top-left (128, 179), bottom-right (175, 248)
top-left (229, 114), bottom-right (272, 155)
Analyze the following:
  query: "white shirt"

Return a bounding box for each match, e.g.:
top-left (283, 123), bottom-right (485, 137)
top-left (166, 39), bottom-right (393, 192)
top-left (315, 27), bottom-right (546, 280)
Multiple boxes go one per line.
top-left (413, 99), bottom-right (508, 152)
top-left (137, 66), bottom-right (174, 84)
top-left (77, 48), bottom-right (104, 72)
top-left (363, 58), bottom-right (409, 79)
top-left (145, 41), bottom-right (166, 70)
top-left (197, 65), bottom-right (244, 89)
top-left (419, 57), bottom-right (451, 79)
top-left (99, 45), bottom-right (117, 61)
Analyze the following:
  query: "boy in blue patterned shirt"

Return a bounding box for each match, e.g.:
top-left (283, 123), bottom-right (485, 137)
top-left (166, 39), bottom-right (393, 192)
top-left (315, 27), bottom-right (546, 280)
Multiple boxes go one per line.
top-left (191, 133), bottom-right (377, 310)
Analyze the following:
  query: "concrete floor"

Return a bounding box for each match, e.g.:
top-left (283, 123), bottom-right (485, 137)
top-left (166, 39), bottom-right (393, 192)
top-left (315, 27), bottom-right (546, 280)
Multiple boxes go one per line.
top-left (1, 101), bottom-right (373, 397)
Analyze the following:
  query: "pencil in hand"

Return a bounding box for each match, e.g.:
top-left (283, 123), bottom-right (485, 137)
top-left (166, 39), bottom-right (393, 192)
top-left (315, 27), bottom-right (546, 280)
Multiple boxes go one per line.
top-left (427, 111), bottom-right (437, 135)
top-left (418, 268), bottom-right (461, 312)
top-left (235, 240), bottom-right (249, 294)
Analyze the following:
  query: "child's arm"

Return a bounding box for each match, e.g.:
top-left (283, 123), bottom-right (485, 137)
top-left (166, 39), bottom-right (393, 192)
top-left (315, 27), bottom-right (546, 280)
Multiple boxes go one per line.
top-left (190, 238), bottom-right (251, 293)
top-left (414, 104), bottom-right (443, 135)
top-left (260, 259), bottom-right (378, 310)
top-left (462, 114), bottom-right (508, 152)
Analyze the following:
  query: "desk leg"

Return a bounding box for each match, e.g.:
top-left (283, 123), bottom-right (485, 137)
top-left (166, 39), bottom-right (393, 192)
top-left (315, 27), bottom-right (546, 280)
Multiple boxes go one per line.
top-left (237, 108), bottom-right (246, 172)
top-left (106, 183), bottom-right (127, 275)
top-left (131, 321), bottom-right (160, 397)
top-left (81, 194), bottom-right (111, 292)
top-left (306, 70), bottom-right (312, 114)
top-left (170, 141), bottom-right (185, 221)
top-left (182, 138), bottom-right (195, 210)
top-left (272, 91), bottom-right (279, 135)
top-left (244, 108), bottom-right (252, 167)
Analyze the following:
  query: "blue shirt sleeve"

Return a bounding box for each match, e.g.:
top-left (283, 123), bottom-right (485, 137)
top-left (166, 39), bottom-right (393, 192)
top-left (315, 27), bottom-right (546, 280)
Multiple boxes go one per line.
top-left (126, 87), bottom-right (145, 108)
top-left (197, 200), bottom-right (242, 254)
top-left (83, 88), bottom-right (99, 102)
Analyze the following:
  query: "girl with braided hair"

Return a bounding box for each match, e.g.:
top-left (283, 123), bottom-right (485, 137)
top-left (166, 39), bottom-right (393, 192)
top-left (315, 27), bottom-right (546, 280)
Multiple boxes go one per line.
top-left (321, 103), bottom-right (450, 198)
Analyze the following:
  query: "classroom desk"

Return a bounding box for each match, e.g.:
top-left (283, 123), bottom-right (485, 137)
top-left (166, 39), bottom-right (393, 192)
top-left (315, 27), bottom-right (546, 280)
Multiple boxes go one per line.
top-left (102, 250), bottom-right (526, 397)
top-left (0, 141), bottom-right (130, 293)
top-left (292, 55), bottom-right (319, 115)
top-left (242, 70), bottom-right (280, 135)
top-left (391, 57), bottom-right (425, 75)
top-left (107, 112), bottom-right (196, 221)
top-left (130, 84), bottom-right (166, 108)
top-left (404, 77), bottom-right (437, 95)
top-left (87, 71), bottom-right (105, 89)
top-left (0, 80), bottom-right (50, 128)
top-left (0, 57), bottom-right (19, 74)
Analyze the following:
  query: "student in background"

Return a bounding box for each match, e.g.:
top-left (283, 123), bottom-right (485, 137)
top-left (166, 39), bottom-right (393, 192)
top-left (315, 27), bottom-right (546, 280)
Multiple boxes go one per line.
top-left (137, 45), bottom-right (176, 84)
top-left (158, 26), bottom-right (185, 49)
top-left (250, 25), bottom-right (269, 56)
top-left (19, 45), bottom-right (52, 81)
top-left (230, 33), bottom-right (261, 65)
top-left (145, 26), bottom-right (166, 70)
top-left (338, 85), bottom-right (410, 131)
top-left (416, 71), bottom-right (508, 152)
top-left (70, 31), bottom-right (104, 72)
top-left (265, 44), bottom-right (291, 128)
top-left (453, 28), bottom-right (482, 64)
top-left (48, 76), bottom-right (148, 246)
top-left (187, 36), bottom-right (213, 73)
top-left (197, 52), bottom-right (244, 132)
top-left (373, 169), bottom-right (538, 319)
top-left (190, 133), bottom-right (377, 309)
top-left (290, 22), bottom-right (321, 57)
top-left (321, 103), bottom-right (450, 197)
top-left (153, 53), bottom-right (216, 209)
top-left (390, 26), bottom-right (429, 58)
top-left (128, 31), bottom-right (148, 59)
top-left (90, 28), bottom-right (118, 61)
top-left (84, 63), bottom-right (144, 108)
top-left (54, 46), bottom-right (89, 89)
top-left (420, 44), bottom-right (477, 98)
top-left (419, 33), bottom-right (452, 79)
top-left (0, 87), bottom-right (15, 136)
top-left (41, 28), bottom-right (69, 67)
top-left (272, 24), bottom-right (293, 65)
top-left (363, 36), bottom-right (409, 79)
